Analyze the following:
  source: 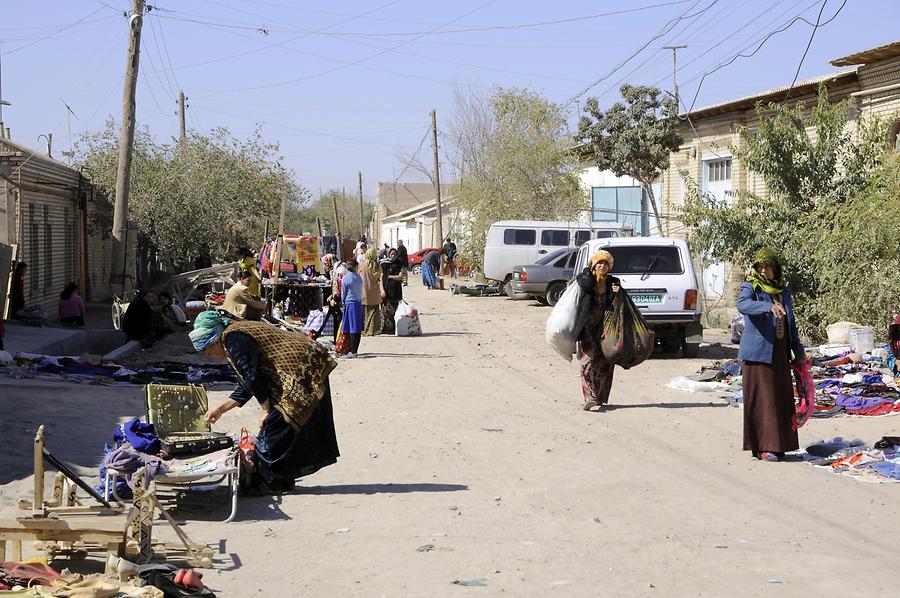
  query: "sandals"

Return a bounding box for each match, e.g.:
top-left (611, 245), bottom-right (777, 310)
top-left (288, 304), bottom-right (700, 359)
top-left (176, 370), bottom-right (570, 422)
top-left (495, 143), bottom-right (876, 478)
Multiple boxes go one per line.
top-left (754, 451), bottom-right (784, 462)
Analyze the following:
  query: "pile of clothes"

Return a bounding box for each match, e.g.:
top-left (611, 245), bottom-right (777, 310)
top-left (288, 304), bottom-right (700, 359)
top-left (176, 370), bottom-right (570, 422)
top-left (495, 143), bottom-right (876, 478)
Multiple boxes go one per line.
top-left (1, 354), bottom-right (235, 387)
top-left (809, 350), bottom-right (900, 418)
top-left (803, 436), bottom-right (900, 483)
top-left (666, 359), bottom-right (743, 405)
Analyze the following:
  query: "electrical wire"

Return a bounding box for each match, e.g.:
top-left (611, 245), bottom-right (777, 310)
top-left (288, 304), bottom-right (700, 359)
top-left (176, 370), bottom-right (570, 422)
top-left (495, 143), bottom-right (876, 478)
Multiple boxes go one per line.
top-left (2, 8), bottom-right (114, 55)
top-left (393, 126), bottom-right (433, 183)
top-left (783, 0), bottom-right (840, 102)
top-left (156, 0), bottom-right (695, 37)
top-left (152, 12), bottom-right (183, 94)
top-left (145, 11), bottom-right (179, 99)
top-left (214, 0), bottom-right (501, 93)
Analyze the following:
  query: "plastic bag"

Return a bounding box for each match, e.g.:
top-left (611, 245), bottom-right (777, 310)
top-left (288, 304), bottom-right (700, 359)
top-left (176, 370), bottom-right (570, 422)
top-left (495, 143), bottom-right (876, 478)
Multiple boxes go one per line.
top-left (545, 281), bottom-right (589, 361)
top-left (666, 376), bottom-right (729, 393)
top-left (600, 291), bottom-right (654, 369)
top-left (395, 300), bottom-right (422, 336)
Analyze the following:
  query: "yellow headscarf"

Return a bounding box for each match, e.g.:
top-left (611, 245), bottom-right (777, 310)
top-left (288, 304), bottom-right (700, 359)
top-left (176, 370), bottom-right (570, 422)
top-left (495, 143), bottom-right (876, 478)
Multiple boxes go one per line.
top-left (364, 247), bottom-right (381, 279)
top-left (589, 250), bottom-right (614, 294)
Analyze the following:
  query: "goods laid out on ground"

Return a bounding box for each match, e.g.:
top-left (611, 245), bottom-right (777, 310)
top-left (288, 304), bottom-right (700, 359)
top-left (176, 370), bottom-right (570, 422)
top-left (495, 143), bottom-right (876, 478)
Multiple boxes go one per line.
top-left (1, 354), bottom-right (236, 387)
top-left (450, 284), bottom-right (503, 297)
top-left (801, 436), bottom-right (900, 484)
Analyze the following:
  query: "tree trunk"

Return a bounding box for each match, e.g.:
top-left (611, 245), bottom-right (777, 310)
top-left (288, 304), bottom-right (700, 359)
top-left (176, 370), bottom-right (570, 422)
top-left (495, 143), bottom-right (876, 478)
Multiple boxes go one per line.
top-left (643, 182), bottom-right (663, 237)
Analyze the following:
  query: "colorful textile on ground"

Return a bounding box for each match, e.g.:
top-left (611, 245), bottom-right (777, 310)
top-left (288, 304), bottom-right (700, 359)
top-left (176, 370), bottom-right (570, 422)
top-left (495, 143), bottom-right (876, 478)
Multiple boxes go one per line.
top-left (222, 321), bottom-right (337, 430)
top-left (804, 437), bottom-right (900, 483)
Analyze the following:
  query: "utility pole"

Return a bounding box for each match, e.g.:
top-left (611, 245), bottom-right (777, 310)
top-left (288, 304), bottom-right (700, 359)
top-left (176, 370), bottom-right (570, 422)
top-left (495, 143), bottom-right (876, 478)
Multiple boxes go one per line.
top-left (111, 0), bottom-right (145, 292)
top-left (663, 45), bottom-right (687, 107)
top-left (358, 171), bottom-right (365, 242)
top-left (0, 46), bottom-right (6, 138)
top-left (178, 90), bottom-right (186, 141)
top-left (431, 109), bottom-right (444, 249)
top-left (59, 99), bottom-right (77, 163)
top-left (331, 192), bottom-right (342, 260)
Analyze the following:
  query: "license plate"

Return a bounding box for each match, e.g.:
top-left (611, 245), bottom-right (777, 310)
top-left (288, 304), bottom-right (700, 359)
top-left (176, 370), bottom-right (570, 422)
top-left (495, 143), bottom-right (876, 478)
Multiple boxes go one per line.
top-left (630, 293), bottom-right (663, 304)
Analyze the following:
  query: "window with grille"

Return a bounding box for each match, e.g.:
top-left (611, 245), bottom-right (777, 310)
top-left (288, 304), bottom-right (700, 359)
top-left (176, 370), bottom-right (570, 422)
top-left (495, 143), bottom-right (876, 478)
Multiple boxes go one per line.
top-left (706, 158), bottom-right (732, 182)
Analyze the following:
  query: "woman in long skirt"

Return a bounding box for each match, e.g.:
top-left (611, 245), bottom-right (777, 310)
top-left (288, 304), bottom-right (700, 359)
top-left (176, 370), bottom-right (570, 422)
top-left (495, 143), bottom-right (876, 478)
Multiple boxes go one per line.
top-left (360, 248), bottom-right (384, 336)
top-left (381, 248), bottom-right (404, 335)
top-left (575, 250), bottom-right (621, 411)
top-left (340, 259), bottom-right (365, 357)
top-left (737, 249), bottom-right (806, 461)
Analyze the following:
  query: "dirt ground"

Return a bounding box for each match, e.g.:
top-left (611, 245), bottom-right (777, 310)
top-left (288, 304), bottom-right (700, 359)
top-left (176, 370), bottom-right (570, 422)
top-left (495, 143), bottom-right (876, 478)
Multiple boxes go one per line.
top-left (2, 281), bottom-right (899, 597)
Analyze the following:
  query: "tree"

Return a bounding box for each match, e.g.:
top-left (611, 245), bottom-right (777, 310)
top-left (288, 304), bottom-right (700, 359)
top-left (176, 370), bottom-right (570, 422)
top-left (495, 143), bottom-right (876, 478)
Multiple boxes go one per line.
top-left (577, 84), bottom-right (682, 234)
top-left (679, 86), bottom-right (896, 339)
top-left (283, 189), bottom-right (374, 241)
top-left (75, 119), bottom-right (306, 275)
top-left (449, 86), bottom-right (584, 267)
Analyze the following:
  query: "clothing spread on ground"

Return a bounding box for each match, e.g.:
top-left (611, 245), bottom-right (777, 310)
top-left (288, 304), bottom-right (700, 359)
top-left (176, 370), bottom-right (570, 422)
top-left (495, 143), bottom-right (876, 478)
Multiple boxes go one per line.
top-left (801, 436), bottom-right (900, 484)
top-left (1, 353), bottom-right (236, 387)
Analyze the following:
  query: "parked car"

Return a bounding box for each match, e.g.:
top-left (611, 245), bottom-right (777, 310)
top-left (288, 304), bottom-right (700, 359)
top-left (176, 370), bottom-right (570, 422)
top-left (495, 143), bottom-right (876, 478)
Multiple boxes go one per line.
top-left (483, 220), bottom-right (633, 294)
top-left (509, 248), bottom-right (577, 306)
top-left (573, 237), bottom-right (703, 357)
top-left (408, 247), bottom-right (444, 275)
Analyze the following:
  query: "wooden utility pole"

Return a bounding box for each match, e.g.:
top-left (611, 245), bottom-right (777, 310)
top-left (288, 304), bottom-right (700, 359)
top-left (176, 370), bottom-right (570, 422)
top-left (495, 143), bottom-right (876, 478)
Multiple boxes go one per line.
top-left (331, 192), bottom-right (342, 260)
top-left (663, 45), bottom-right (687, 106)
top-left (178, 90), bottom-right (186, 141)
top-left (431, 109), bottom-right (444, 248)
top-left (111, 0), bottom-right (145, 292)
top-left (316, 217), bottom-right (323, 237)
top-left (278, 193), bottom-right (287, 236)
top-left (358, 171), bottom-right (365, 242)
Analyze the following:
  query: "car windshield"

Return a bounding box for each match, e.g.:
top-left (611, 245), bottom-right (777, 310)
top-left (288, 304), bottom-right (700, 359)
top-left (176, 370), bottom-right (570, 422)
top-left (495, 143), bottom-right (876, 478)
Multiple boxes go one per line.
top-left (606, 246), bottom-right (683, 275)
top-left (536, 249), bottom-right (570, 265)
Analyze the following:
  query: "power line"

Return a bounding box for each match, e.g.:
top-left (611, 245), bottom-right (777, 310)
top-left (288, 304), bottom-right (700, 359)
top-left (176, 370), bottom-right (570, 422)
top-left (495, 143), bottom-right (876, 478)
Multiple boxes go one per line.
top-left (565, 0), bottom-right (717, 107)
top-left (156, 0), bottom-right (695, 37)
top-left (2, 8), bottom-right (114, 55)
top-left (783, 0), bottom-right (842, 102)
top-left (215, 0), bottom-right (501, 93)
top-left (145, 11), bottom-right (179, 99)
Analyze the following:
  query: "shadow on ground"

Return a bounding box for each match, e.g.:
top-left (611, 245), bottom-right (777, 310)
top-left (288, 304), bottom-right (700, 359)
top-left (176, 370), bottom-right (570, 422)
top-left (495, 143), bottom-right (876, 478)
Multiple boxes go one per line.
top-left (299, 483), bottom-right (469, 495)
top-left (600, 401), bottom-right (730, 411)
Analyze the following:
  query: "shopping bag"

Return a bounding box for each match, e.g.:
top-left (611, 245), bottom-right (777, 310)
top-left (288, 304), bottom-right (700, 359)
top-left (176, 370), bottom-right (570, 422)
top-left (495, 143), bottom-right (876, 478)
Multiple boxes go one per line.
top-left (600, 291), bottom-right (654, 369)
top-left (545, 281), bottom-right (589, 361)
top-left (395, 300), bottom-right (422, 336)
top-left (791, 358), bottom-right (815, 430)
top-left (334, 322), bottom-right (350, 355)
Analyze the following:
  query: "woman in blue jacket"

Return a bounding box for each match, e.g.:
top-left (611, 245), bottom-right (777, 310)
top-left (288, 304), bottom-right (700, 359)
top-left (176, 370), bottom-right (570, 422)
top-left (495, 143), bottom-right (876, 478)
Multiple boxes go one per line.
top-left (737, 249), bottom-right (805, 461)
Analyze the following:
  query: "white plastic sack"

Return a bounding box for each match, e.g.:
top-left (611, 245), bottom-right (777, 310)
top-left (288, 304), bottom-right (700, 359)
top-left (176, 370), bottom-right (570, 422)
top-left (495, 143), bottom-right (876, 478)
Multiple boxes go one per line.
top-left (395, 301), bottom-right (422, 336)
top-left (826, 321), bottom-right (860, 345)
top-left (545, 281), bottom-right (586, 362)
top-left (666, 376), bottom-right (729, 393)
top-left (0, 350), bottom-right (12, 364)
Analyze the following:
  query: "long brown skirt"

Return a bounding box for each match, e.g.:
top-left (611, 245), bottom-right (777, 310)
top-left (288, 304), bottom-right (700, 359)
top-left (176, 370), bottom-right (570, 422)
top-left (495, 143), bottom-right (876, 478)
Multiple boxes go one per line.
top-left (742, 334), bottom-right (798, 453)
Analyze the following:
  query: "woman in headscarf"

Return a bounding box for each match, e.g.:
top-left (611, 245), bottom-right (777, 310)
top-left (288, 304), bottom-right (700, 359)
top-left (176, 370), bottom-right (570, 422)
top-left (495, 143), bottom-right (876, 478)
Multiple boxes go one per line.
top-left (190, 311), bottom-right (340, 494)
top-left (575, 250), bottom-right (621, 411)
top-left (340, 259), bottom-right (364, 357)
top-left (381, 248), bottom-right (404, 335)
top-left (360, 247), bottom-right (384, 336)
top-left (737, 248), bottom-right (805, 462)
top-left (236, 247), bottom-right (261, 298)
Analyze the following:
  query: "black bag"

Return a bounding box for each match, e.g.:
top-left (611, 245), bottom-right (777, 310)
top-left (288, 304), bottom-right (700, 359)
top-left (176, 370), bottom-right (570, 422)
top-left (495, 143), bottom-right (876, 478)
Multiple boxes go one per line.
top-left (600, 291), bottom-right (655, 369)
top-left (161, 432), bottom-right (234, 457)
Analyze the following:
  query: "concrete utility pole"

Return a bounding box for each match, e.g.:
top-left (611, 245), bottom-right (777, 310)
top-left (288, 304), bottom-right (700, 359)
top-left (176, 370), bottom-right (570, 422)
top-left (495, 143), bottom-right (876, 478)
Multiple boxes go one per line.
top-left (178, 90), bottom-right (186, 141)
top-left (431, 109), bottom-right (444, 248)
top-left (663, 45), bottom-right (687, 107)
top-left (358, 171), bottom-right (365, 242)
top-left (332, 191), bottom-right (342, 260)
top-left (111, 0), bottom-right (145, 292)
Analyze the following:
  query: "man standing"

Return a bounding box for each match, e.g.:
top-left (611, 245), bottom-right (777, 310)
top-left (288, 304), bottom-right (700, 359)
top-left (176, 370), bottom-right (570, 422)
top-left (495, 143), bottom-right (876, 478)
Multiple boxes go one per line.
top-left (396, 239), bottom-right (409, 287)
top-left (378, 243), bottom-right (390, 260)
top-left (442, 237), bottom-right (458, 278)
top-left (223, 271), bottom-right (267, 320)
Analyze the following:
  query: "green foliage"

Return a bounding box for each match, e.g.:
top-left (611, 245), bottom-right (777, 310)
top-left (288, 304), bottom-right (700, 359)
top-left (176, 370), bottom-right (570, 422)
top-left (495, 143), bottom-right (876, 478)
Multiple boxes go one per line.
top-left (74, 120), bottom-right (306, 271)
top-left (283, 189), bottom-right (374, 241)
top-left (680, 86), bottom-right (897, 340)
top-left (577, 84), bottom-right (682, 232)
top-left (453, 87), bottom-right (584, 267)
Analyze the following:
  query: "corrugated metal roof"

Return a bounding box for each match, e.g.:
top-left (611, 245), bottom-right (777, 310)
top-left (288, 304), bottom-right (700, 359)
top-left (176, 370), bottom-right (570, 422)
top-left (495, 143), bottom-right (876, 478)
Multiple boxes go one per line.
top-left (684, 68), bottom-right (858, 118)
top-left (0, 136), bottom-right (78, 171)
top-left (831, 40), bottom-right (900, 66)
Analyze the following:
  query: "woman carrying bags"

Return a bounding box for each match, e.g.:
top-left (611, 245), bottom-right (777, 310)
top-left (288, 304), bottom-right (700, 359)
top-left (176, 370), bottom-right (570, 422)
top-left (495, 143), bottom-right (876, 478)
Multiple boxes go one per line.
top-left (737, 248), bottom-right (806, 462)
top-left (575, 250), bottom-right (621, 412)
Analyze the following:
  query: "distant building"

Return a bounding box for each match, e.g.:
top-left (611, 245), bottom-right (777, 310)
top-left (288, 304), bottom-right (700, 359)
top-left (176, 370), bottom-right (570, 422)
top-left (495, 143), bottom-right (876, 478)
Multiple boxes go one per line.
top-left (379, 195), bottom-right (460, 253)
top-left (374, 181), bottom-right (456, 250)
top-left (1, 137), bottom-right (117, 316)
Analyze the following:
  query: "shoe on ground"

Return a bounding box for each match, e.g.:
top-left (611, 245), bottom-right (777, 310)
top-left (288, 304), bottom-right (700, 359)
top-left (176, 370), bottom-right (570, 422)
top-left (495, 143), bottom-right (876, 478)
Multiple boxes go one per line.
top-left (583, 400), bottom-right (599, 411)
top-left (345, 353), bottom-right (357, 359)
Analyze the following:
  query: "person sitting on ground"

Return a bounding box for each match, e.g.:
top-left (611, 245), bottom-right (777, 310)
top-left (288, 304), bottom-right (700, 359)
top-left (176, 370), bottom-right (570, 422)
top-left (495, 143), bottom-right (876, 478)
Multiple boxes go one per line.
top-left (158, 291), bottom-right (187, 333)
top-left (122, 290), bottom-right (160, 347)
top-left (9, 262), bottom-right (27, 319)
top-left (191, 311), bottom-right (340, 495)
top-left (223, 270), bottom-right (267, 321)
top-left (576, 250), bottom-right (621, 412)
top-left (236, 247), bottom-right (261, 298)
top-left (58, 282), bottom-right (86, 327)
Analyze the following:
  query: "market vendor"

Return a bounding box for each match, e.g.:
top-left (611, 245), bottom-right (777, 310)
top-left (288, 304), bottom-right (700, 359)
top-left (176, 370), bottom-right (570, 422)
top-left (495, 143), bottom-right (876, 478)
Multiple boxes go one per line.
top-left (223, 270), bottom-right (267, 320)
top-left (190, 311), bottom-right (340, 494)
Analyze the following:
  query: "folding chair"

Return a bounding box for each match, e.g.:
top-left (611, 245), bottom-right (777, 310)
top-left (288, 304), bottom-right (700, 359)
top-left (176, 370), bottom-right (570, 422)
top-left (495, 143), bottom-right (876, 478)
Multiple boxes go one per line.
top-left (107, 384), bottom-right (240, 522)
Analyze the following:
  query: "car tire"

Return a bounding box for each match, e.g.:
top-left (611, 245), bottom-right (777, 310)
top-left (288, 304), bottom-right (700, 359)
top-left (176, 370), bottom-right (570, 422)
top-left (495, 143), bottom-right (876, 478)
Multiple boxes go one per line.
top-left (545, 282), bottom-right (566, 307)
top-left (536, 295), bottom-right (549, 306)
top-left (412, 265), bottom-right (422, 275)
top-left (501, 275), bottom-right (514, 297)
top-left (682, 341), bottom-right (701, 358)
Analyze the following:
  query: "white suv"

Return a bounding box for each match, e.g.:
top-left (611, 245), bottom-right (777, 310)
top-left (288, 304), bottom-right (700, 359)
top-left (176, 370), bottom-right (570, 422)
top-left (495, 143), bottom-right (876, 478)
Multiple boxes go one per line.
top-left (574, 237), bottom-right (703, 357)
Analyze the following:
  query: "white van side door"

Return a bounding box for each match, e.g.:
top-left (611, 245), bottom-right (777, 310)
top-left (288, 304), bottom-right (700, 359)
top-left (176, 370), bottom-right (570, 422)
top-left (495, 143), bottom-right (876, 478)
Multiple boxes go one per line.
top-left (498, 227), bottom-right (538, 282)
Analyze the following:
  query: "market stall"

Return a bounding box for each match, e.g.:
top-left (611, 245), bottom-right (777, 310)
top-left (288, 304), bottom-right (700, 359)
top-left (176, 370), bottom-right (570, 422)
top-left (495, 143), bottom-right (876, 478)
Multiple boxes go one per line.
top-left (262, 234), bottom-right (333, 325)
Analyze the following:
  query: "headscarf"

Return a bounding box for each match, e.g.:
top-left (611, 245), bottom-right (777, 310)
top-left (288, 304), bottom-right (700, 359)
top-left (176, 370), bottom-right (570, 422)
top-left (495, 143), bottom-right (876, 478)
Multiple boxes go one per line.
top-left (364, 247), bottom-right (381, 279)
top-left (747, 247), bottom-right (785, 295)
top-left (189, 310), bottom-right (228, 351)
top-left (590, 250), bottom-right (614, 283)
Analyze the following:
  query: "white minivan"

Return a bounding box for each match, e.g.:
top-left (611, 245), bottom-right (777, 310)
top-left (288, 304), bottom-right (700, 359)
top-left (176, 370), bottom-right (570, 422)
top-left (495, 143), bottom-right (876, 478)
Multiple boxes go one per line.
top-left (574, 237), bottom-right (703, 357)
top-left (483, 220), bottom-right (633, 291)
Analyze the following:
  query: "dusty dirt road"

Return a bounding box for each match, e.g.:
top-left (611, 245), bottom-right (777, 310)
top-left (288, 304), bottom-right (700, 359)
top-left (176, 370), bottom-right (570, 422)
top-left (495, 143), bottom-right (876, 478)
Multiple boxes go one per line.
top-left (2, 282), bottom-right (899, 597)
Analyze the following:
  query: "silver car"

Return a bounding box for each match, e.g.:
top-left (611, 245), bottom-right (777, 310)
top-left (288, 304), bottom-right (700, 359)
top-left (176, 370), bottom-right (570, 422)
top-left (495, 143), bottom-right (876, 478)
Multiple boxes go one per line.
top-left (509, 248), bottom-right (577, 306)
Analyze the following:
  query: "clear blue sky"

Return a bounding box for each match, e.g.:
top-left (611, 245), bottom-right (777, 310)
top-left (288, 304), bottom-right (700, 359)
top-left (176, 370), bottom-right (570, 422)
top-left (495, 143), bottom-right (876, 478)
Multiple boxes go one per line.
top-left (1, 0), bottom-right (897, 202)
